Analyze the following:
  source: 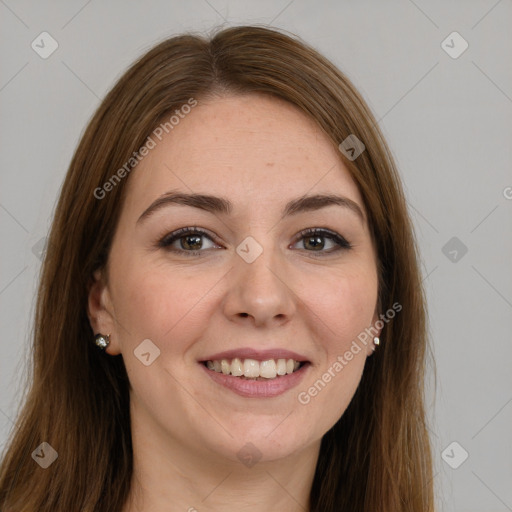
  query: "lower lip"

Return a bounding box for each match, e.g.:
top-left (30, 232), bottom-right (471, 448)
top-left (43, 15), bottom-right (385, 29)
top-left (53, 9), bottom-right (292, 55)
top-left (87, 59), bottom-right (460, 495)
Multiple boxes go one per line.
top-left (200, 363), bottom-right (310, 398)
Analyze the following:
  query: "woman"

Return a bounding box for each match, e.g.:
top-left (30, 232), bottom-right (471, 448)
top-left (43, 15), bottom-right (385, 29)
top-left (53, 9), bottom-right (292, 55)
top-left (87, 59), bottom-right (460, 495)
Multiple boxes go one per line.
top-left (0, 25), bottom-right (435, 511)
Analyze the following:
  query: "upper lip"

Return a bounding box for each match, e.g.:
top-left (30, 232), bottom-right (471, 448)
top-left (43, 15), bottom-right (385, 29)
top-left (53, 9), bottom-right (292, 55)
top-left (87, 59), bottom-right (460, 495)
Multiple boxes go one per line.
top-left (200, 347), bottom-right (309, 362)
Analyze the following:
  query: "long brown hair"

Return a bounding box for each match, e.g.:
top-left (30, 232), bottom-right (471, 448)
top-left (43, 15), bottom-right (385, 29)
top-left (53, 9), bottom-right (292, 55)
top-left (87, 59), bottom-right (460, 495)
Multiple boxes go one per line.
top-left (0, 25), bottom-right (435, 511)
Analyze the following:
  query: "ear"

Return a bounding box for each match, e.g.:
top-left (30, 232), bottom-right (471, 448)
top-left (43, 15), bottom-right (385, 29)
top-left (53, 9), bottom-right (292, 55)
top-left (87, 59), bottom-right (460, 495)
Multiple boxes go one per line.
top-left (87, 269), bottom-right (121, 355)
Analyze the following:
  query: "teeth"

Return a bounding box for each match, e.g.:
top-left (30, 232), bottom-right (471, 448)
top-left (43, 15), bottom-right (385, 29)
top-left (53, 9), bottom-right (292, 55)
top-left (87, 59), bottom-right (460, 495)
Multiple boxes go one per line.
top-left (231, 357), bottom-right (243, 376)
top-left (276, 359), bottom-right (287, 375)
top-left (259, 359), bottom-right (277, 379)
top-left (221, 359), bottom-right (230, 375)
top-left (205, 358), bottom-right (302, 379)
top-left (243, 359), bottom-right (260, 378)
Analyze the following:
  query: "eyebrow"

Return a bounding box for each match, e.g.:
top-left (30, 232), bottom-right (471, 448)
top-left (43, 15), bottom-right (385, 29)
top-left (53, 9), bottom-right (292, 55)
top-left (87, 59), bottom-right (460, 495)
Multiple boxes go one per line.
top-left (136, 191), bottom-right (365, 224)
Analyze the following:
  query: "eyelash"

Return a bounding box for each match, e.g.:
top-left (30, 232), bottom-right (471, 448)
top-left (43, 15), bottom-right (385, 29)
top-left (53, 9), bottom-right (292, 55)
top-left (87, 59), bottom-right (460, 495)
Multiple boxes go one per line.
top-left (157, 227), bottom-right (352, 257)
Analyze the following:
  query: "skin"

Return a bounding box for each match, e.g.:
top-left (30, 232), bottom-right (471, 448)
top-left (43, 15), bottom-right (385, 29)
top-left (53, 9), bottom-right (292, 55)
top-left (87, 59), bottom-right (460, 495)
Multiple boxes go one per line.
top-left (88, 93), bottom-right (381, 512)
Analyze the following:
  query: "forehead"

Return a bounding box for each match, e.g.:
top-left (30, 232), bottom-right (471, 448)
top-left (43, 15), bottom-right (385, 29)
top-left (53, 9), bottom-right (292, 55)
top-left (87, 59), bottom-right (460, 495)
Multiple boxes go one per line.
top-left (123, 93), bottom-right (364, 216)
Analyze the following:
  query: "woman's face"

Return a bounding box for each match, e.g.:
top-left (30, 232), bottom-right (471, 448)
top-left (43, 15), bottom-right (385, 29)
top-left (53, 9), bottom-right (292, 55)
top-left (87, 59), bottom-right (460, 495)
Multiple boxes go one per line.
top-left (89, 93), bottom-right (380, 466)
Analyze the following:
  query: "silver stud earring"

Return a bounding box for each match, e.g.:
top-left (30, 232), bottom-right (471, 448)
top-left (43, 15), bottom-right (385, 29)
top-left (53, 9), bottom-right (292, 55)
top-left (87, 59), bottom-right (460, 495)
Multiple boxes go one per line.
top-left (94, 333), bottom-right (110, 350)
top-left (373, 336), bottom-right (380, 346)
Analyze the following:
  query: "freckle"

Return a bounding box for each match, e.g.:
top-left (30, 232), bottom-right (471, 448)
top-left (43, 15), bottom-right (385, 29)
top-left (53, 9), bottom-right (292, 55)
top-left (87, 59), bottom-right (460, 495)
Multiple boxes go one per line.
top-left (266, 162), bottom-right (275, 167)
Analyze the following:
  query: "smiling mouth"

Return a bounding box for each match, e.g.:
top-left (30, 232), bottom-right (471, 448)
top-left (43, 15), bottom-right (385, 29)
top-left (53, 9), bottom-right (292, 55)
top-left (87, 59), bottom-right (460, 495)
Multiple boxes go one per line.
top-left (203, 358), bottom-right (306, 380)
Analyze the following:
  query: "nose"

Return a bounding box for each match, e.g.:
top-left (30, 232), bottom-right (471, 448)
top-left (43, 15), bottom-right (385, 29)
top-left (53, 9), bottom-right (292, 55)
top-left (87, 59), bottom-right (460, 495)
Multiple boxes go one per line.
top-left (222, 243), bottom-right (296, 328)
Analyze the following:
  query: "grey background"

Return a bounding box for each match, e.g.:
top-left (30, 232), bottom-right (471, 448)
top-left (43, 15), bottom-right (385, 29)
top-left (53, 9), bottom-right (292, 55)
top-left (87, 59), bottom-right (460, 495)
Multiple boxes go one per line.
top-left (1, 1), bottom-right (511, 510)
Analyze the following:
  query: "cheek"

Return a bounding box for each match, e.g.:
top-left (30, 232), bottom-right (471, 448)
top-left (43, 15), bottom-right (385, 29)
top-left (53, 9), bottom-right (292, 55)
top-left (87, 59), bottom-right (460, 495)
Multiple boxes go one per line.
top-left (296, 274), bottom-right (375, 430)
top-left (299, 267), bottom-right (377, 416)
top-left (110, 262), bottom-right (218, 353)
top-left (304, 266), bottom-right (378, 353)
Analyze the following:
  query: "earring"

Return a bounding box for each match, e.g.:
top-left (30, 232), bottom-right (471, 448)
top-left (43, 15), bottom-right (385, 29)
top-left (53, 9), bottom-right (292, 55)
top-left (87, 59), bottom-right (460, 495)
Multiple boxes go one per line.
top-left (94, 333), bottom-right (110, 350)
top-left (373, 336), bottom-right (380, 346)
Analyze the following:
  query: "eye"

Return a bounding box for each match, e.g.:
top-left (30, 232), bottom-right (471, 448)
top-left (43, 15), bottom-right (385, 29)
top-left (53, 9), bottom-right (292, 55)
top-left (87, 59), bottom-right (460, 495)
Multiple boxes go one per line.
top-left (291, 228), bottom-right (352, 255)
top-left (157, 227), bottom-right (222, 256)
top-left (157, 226), bottom-right (352, 257)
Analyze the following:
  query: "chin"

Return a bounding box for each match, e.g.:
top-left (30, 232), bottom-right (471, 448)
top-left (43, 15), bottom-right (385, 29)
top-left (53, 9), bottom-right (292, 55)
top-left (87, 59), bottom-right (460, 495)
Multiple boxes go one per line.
top-left (201, 419), bottom-right (315, 465)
